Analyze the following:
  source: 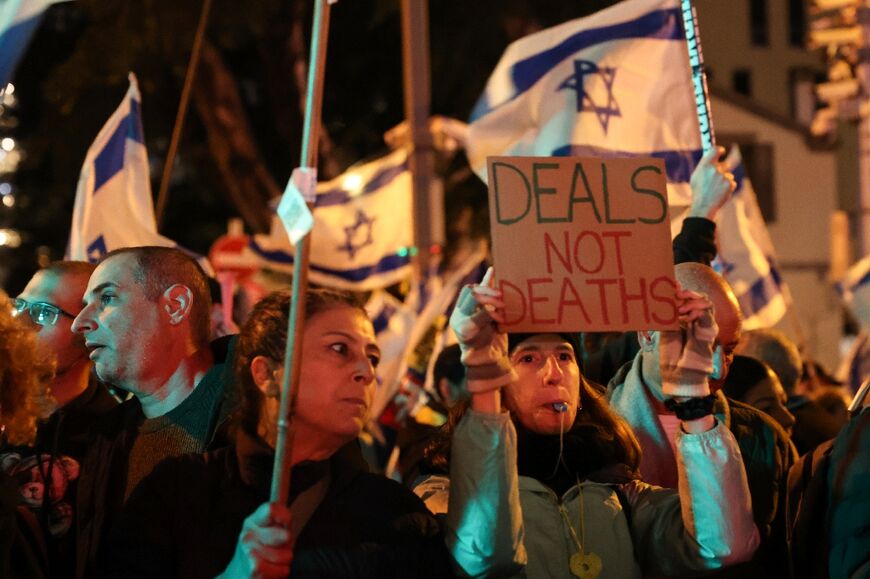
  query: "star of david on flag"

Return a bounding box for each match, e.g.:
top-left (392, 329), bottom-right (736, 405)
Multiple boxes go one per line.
top-left (338, 209), bottom-right (376, 260)
top-left (713, 145), bottom-right (789, 330)
top-left (250, 148), bottom-right (413, 291)
top-left (67, 73), bottom-right (211, 272)
top-left (466, 0), bottom-right (703, 236)
top-left (557, 60), bottom-right (621, 134)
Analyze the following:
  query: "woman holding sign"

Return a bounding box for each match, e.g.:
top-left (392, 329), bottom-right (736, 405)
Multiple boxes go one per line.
top-left (417, 268), bottom-right (759, 578)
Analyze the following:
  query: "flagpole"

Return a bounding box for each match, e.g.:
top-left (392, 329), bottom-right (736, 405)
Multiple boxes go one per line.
top-left (155, 0), bottom-right (213, 229)
top-left (270, 0), bottom-right (333, 506)
top-left (400, 0), bottom-right (442, 280)
top-left (681, 3), bottom-right (815, 371)
top-left (679, 0), bottom-right (715, 153)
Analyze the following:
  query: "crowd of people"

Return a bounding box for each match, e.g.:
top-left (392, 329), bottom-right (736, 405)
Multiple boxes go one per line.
top-left (0, 147), bottom-right (867, 578)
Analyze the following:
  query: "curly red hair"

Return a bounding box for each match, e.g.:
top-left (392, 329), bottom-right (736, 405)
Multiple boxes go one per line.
top-left (0, 290), bottom-right (55, 446)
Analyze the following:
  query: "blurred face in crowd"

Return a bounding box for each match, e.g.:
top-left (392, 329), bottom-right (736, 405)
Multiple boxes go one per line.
top-left (72, 253), bottom-right (166, 392)
top-left (257, 306), bottom-right (380, 450)
top-left (16, 269), bottom-right (89, 376)
top-left (742, 369), bottom-right (796, 434)
top-left (505, 334), bottom-right (580, 435)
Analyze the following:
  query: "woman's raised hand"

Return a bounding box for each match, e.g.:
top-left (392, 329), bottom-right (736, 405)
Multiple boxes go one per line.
top-left (449, 267), bottom-right (517, 394)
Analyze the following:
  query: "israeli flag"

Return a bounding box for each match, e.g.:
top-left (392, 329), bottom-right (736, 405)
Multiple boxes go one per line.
top-left (67, 74), bottom-right (206, 269)
top-left (369, 247), bottom-right (488, 421)
top-left (250, 148), bottom-right (413, 291)
top-left (0, 0), bottom-right (67, 89)
top-left (836, 257), bottom-right (870, 391)
top-left (366, 288), bottom-right (417, 396)
top-left (837, 254), bottom-right (870, 328)
top-left (466, 0), bottom-right (701, 226)
top-left (713, 146), bottom-right (788, 329)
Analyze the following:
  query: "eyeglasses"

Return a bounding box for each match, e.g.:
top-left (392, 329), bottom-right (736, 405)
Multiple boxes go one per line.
top-left (12, 298), bottom-right (77, 327)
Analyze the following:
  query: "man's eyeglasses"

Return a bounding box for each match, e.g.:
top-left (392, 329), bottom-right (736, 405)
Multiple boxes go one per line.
top-left (12, 298), bottom-right (77, 327)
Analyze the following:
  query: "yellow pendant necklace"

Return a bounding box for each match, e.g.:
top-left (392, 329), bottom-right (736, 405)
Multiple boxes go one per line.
top-left (561, 478), bottom-right (603, 579)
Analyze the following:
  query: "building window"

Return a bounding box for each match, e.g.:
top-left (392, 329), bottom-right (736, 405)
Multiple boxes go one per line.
top-left (718, 136), bottom-right (777, 223)
top-left (790, 67), bottom-right (821, 126)
top-left (733, 69), bottom-right (753, 97)
top-left (788, 0), bottom-right (806, 47)
top-left (743, 142), bottom-right (776, 222)
top-left (750, 0), bottom-right (770, 46)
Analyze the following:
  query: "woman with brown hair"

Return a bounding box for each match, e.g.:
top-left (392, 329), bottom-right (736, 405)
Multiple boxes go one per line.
top-left (0, 290), bottom-right (55, 446)
top-left (0, 290), bottom-right (55, 579)
top-left (415, 270), bottom-right (759, 578)
top-left (98, 288), bottom-right (452, 578)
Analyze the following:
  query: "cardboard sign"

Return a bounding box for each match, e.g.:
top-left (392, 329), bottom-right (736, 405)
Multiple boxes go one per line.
top-left (487, 156), bottom-right (679, 332)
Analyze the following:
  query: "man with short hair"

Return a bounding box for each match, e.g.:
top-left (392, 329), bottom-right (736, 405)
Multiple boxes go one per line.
top-left (70, 247), bottom-right (237, 578)
top-left (2, 261), bottom-right (117, 579)
top-left (607, 262), bottom-right (797, 578)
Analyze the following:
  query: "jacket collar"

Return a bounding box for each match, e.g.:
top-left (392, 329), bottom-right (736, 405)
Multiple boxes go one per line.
top-left (517, 462), bottom-right (636, 501)
top-left (234, 429), bottom-right (330, 500)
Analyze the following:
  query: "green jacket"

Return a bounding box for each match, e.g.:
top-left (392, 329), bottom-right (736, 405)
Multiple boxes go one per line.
top-left (415, 410), bottom-right (759, 578)
top-left (827, 407), bottom-right (870, 579)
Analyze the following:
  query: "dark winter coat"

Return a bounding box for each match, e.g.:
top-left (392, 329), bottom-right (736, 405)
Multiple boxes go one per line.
top-left (97, 429), bottom-right (453, 578)
top-left (74, 335), bottom-right (238, 579)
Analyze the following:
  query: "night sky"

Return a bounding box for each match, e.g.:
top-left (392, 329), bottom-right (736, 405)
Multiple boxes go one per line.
top-left (0, 0), bottom-right (616, 293)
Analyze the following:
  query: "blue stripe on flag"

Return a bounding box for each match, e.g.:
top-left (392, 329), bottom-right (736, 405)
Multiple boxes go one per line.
top-left (737, 258), bottom-right (783, 315)
top-left (128, 98), bottom-right (144, 143)
top-left (471, 8), bottom-right (683, 122)
top-left (855, 269), bottom-right (870, 292)
top-left (372, 301), bottom-right (397, 334)
top-left (731, 162), bottom-right (746, 196)
top-left (314, 160), bottom-right (408, 208)
top-left (0, 11), bottom-right (44, 87)
top-left (249, 238), bottom-right (411, 283)
top-left (93, 98), bottom-right (145, 194)
top-left (551, 144), bottom-right (702, 184)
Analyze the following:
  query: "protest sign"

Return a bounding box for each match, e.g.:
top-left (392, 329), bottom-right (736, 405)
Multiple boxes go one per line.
top-left (487, 156), bottom-right (679, 332)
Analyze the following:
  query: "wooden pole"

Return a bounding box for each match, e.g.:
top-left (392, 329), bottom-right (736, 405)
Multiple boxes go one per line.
top-left (679, 0), bottom-right (715, 153)
top-left (155, 0), bottom-right (213, 229)
top-left (400, 0), bottom-right (442, 278)
top-left (270, 0), bottom-right (332, 505)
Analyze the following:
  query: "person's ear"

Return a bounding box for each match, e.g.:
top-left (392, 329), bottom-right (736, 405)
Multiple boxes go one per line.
top-left (250, 355), bottom-right (280, 398)
top-left (163, 284), bottom-right (194, 325)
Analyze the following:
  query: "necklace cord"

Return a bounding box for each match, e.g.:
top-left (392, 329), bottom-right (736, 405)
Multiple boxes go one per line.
top-left (549, 409), bottom-right (567, 479)
top-left (559, 481), bottom-right (586, 556)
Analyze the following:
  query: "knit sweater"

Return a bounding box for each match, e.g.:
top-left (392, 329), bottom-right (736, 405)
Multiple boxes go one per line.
top-left (123, 371), bottom-right (224, 499)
